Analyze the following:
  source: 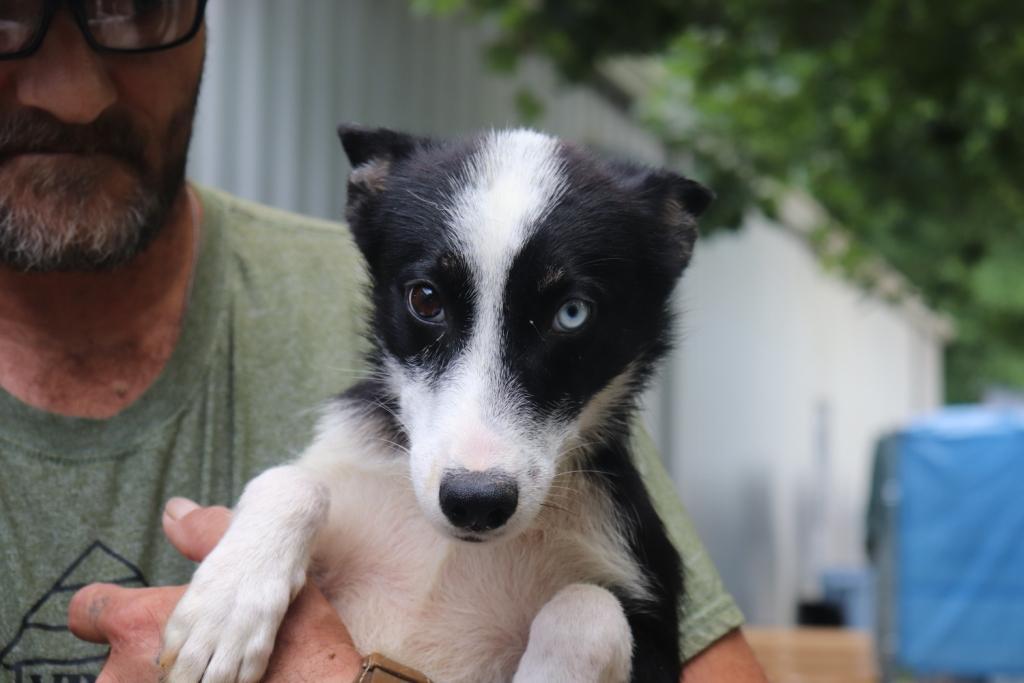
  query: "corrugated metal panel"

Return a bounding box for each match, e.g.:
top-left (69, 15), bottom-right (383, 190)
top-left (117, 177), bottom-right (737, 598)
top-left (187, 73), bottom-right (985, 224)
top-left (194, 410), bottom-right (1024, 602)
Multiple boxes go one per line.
top-left (188, 0), bottom-right (664, 221)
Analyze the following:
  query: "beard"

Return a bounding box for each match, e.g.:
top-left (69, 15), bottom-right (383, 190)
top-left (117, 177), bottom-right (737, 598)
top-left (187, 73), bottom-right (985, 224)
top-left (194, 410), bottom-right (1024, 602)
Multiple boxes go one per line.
top-left (0, 94), bottom-right (198, 272)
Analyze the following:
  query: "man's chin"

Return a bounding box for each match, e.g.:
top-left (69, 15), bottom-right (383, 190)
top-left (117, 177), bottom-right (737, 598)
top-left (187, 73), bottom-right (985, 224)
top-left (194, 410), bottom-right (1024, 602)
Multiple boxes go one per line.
top-left (0, 169), bottom-right (177, 273)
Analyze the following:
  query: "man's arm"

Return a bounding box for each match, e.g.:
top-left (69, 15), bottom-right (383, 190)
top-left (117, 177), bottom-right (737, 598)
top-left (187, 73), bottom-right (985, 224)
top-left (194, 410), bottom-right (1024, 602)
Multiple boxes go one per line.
top-left (681, 629), bottom-right (769, 682)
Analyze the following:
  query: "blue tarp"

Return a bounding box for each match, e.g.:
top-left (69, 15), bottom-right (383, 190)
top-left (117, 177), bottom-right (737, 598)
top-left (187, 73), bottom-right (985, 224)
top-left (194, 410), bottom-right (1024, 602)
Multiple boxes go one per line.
top-left (898, 405), bottom-right (1024, 674)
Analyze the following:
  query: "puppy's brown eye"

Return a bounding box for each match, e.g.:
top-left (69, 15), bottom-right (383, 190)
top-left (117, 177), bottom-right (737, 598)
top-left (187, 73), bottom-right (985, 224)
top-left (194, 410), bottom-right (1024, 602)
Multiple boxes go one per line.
top-left (407, 282), bottom-right (445, 323)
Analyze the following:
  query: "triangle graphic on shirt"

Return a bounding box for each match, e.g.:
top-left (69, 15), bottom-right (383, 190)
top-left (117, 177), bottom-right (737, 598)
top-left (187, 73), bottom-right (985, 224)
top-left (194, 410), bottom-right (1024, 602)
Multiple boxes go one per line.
top-left (0, 540), bottom-right (148, 682)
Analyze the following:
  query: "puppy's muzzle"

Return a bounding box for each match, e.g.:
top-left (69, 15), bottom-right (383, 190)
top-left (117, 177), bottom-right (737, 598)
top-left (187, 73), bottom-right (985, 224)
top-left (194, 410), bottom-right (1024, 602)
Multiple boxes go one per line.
top-left (439, 469), bottom-right (518, 533)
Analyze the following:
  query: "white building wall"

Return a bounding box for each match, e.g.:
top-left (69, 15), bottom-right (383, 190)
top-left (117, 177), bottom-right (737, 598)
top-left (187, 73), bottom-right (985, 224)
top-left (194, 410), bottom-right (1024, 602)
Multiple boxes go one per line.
top-left (188, 0), bottom-right (946, 627)
top-left (659, 215), bottom-right (944, 624)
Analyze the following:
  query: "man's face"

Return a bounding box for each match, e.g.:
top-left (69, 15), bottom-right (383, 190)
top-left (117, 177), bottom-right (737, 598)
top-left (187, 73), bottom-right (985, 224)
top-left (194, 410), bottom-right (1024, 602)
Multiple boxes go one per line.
top-left (0, 6), bottom-right (205, 272)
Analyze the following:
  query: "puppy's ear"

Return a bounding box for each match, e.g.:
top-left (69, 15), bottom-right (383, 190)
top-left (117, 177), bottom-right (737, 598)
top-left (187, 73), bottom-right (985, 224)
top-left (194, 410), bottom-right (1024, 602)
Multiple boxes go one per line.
top-left (668, 174), bottom-right (714, 219)
top-left (642, 170), bottom-right (714, 274)
top-left (337, 124), bottom-right (429, 261)
top-left (338, 124), bottom-right (426, 170)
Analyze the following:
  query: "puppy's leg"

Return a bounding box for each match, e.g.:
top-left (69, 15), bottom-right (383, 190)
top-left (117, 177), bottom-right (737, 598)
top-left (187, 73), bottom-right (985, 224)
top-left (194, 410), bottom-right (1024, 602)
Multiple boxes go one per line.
top-left (513, 583), bottom-right (633, 683)
top-left (161, 464), bottom-right (329, 683)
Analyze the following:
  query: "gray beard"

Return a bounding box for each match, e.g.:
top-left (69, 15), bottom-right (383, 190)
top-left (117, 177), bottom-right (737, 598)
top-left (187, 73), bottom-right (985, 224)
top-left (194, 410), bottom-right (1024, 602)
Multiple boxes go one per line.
top-left (0, 76), bottom-right (199, 273)
top-left (0, 164), bottom-right (176, 272)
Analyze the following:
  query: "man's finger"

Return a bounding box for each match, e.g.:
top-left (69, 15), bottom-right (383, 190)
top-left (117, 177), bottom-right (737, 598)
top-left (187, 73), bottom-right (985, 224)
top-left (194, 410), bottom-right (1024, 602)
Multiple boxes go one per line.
top-left (69, 583), bottom-right (188, 683)
top-left (162, 499), bottom-right (232, 561)
top-left (68, 582), bottom-right (127, 644)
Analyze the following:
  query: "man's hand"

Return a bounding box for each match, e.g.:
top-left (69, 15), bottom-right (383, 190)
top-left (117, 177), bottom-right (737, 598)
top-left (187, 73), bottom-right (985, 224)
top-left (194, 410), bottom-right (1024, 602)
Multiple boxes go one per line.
top-left (67, 499), bottom-right (363, 682)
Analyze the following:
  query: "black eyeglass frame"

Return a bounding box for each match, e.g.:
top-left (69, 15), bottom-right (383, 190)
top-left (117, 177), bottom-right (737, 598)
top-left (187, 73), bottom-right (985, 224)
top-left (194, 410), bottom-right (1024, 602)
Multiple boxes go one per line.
top-left (0, 0), bottom-right (209, 60)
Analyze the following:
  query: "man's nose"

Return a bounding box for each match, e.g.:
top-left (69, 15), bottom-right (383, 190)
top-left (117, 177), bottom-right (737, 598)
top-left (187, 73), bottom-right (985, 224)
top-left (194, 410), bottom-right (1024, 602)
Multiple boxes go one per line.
top-left (15, 11), bottom-right (116, 124)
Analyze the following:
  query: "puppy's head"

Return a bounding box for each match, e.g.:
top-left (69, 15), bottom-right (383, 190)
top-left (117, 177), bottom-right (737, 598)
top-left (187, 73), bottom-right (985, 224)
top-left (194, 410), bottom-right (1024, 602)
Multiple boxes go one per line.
top-left (340, 125), bottom-right (711, 542)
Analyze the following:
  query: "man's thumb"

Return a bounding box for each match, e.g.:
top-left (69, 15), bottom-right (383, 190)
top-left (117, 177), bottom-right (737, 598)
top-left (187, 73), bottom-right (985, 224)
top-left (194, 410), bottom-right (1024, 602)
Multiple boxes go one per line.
top-left (161, 498), bottom-right (232, 561)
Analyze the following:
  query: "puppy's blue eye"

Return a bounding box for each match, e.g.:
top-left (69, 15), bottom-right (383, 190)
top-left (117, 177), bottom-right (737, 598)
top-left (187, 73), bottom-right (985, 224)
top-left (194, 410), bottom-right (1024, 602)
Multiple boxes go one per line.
top-left (552, 299), bottom-right (591, 333)
top-left (407, 282), bottom-right (445, 324)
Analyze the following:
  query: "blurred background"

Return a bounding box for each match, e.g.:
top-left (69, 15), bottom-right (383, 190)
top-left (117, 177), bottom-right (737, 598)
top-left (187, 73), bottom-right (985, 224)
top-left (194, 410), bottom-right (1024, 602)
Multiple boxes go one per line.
top-left (187, 2), bottom-right (1024, 681)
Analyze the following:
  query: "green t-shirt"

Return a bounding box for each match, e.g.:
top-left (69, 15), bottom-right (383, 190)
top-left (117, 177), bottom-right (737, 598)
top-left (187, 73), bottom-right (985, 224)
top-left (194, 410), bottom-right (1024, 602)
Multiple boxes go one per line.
top-left (0, 185), bottom-right (742, 682)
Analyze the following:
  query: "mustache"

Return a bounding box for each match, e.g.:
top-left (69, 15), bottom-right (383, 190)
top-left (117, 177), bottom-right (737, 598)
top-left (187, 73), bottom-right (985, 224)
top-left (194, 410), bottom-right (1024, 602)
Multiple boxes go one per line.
top-left (0, 108), bottom-right (150, 171)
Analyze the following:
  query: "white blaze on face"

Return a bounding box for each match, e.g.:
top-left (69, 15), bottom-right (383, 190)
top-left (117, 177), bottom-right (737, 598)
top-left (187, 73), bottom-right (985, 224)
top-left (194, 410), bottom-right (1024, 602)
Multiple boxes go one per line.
top-left (398, 130), bottom-right (570, 536)
top-left (454, 130), bottom-right (567, 290)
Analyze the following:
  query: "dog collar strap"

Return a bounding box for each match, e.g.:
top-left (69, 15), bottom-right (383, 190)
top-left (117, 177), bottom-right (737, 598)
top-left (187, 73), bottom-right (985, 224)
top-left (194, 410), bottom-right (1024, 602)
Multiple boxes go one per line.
top-left (356, 653), bottom-right (432, 683)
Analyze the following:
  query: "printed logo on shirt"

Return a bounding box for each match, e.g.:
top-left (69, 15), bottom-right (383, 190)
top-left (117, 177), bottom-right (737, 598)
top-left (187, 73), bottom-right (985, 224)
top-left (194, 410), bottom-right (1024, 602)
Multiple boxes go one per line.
top-left (0, 541), bottom-right (148, 683)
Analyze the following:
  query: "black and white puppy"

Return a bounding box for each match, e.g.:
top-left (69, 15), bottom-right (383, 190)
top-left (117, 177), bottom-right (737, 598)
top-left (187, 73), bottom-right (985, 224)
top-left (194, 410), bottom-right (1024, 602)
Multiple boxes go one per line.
top-left (161, 126), bottom-right (712, 683)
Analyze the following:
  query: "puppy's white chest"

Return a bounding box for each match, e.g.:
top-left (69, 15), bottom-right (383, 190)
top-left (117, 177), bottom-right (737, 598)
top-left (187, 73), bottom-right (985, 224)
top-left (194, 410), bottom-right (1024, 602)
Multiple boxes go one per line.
top-left (310, 463), bottom-right (640, 683)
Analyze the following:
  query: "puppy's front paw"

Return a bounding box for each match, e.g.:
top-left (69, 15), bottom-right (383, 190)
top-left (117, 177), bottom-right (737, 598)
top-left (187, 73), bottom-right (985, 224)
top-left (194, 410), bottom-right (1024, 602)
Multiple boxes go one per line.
top-left (514, 584), bottom-right (633, 683)
top-left (160, 548), bottom-right (302, 683)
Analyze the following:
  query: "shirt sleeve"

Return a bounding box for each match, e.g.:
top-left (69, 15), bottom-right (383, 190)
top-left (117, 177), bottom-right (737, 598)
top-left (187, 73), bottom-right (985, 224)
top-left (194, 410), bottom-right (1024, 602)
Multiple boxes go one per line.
top-left (631, 425), bottom-right (746, 661)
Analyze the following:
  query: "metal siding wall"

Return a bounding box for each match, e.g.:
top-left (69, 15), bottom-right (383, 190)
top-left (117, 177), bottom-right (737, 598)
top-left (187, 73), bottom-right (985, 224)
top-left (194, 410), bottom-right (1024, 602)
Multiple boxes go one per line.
top-left (189, 0), bottom-right (664, 220)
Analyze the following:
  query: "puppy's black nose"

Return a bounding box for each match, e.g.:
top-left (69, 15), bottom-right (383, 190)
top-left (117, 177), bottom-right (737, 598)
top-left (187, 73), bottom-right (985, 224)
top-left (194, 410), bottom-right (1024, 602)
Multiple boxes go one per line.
top-left (439, 469), bottom-right (518, 533)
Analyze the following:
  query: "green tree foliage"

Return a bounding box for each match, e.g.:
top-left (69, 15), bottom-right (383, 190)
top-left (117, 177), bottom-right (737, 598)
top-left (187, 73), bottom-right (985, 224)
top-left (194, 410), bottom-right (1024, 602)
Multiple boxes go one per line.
top-left (417, 0), bottom-right (1024, 401)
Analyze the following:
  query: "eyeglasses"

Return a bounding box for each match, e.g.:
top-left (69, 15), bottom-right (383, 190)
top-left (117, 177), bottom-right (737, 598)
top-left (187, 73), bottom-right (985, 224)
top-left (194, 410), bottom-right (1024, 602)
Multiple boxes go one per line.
top-left (0, 0), bottom-right (208, 59)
